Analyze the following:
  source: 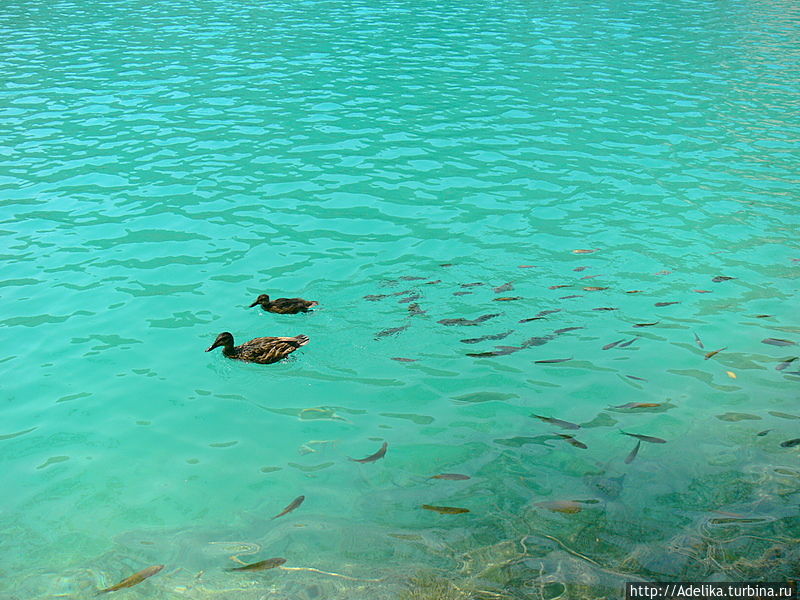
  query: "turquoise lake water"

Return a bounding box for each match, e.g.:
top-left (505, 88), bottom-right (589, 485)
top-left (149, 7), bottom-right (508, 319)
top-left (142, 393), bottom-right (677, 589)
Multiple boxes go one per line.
top-left (1, 0), bottom-right (798, 597)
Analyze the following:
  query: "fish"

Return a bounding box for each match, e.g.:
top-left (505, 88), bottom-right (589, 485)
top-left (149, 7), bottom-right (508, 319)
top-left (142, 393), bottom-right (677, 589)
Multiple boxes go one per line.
top-left (430, 473), bottom-right (470, 480)
top-left (694, 332), bottom-right (704, 349)
top-left (559, 294), bottom-right (583, 299)
top-left (350, 441), bottom-right (388, 463)
top-left (754, 314), bottom-right (772, 318)
top-left (535, 500), bottom-right (582, 514)
top-left (613, 402), bottom-right (660, 409)
top-left (756, 429), bottom-right (772, 436)
top-left (537, 309), bottom-right (562, 317)
top-left (437, 314), bottom-right (500, 327)
top-left (466, 351), bottom-right (500, 358)
top-left (272, 495), bottom-right (305, 519)
top-left (776, 357), bottom-right (798, 371)
top-left (521, 335), bottom-right (553, 347)
top-left (460, 282), bottom-right (484, 288)
top-left (716, 412), bottom-right (761, 422)
top-left (572, 249), bottom-right (599, 254)
top-left (391, 357), bottom-right (417, 362)
top-left (98, 565), bottom-right (165, 593)
top-left (593, 307), bottom-right (617, 311)
top-left (364, 294), bottom-right (389, 301)
top-left (618, 337), bottom-right (638, 348)
top-left (704, 347), bottom-right (726, 360)
top-left (654, 302), bottom-right (680, 307)
top-left (712, 276), bottom-right (735, 282)
top-left (762, 338), bottom-right (796, 347)
top-left (624, 440), bottom-right (641, 464)
top-left (492, 345), bottom-right (525, 355)
top-left (556, 433), bottom-right (587, 449)
top-left (440, 263), bottom-right (454, 267)
top-left (779, 439), bottom-right (800, 448)
top-left (554, 327), bottom-right (583, 334)
top-left (532, 415), bottom-right (581, 430)
top-left (399, 276), bottom-right (425, 281)
top-left (424, 280), bottom-right (441, 285)
top-left (398, 294), bottom-right (421, 304)
top-left (620, 431), bottom-right (667, 444)
top-left (518, 265), bottom-right (537, 268)
top-left (625, 375), bottom-right (648, 382)
top-left (585, 474), bottom-right (625, 499)
top-left (693, 289), bottom-right (712, 293)
top-left (583, 286), bottom-right (609, 291)
top-left (626, 289), bottom-right (644, 294)
top-left (725, 371), bottom-right (737, 379)
top-left (407, 303), bottom-right (426, 315)
top-left (603, 339), bottom-right (624, 350)
top-left (226, 558), bottom-right (287, 572)
top-left (494, 296), bottom-right (523, 302)
top-left (534, 357), bottom-right (572, 364)
top-left (573, 266), bottom-right (588, 272)
top-left (548, 284), bottom-right (570, 290)
top-left (421, 505), bottom-right (470, 514)
top-left (493, 283), bottom-right (514, 293)
top-left (580, 274), bottom-right (602, 280)
top-left (452, 291), bottom-right (472, 296)
top-left (460, 330), bottom-right (513, 344)
top-left (375, 325), bottom-right (409, 338)
top-left (768, 411), bottom-right (800, 420)
top-left (519, 317), bottom-right (546, 323)
top-left (633, 322), bottom-right (659, 328)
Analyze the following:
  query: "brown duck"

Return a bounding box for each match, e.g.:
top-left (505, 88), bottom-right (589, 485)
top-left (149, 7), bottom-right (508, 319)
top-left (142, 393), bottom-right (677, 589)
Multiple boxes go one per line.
top-left (206, 332), bottom-right (309, 364)
top-left (249, 294), bottom-right (318, 314)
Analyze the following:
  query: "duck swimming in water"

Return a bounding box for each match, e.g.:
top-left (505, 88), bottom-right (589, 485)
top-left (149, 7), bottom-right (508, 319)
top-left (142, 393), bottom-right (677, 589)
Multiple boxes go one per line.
top-left (206, 332), bottom-right (309, 364)
top-left (249, 294), bottom-right (319, 314)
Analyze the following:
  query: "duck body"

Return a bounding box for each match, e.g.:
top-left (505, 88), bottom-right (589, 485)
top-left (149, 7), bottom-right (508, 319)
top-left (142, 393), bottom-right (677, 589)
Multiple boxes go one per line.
top-left (206, 332), bottom-right (309, 364)
top-left (249, 294), bottom-right (318, 314)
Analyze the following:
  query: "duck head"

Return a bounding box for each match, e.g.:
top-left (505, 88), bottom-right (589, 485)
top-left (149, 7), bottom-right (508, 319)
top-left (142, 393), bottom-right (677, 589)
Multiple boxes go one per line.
top-left (249, 294), bottom-right (270, 308)
top-left (206, 332), bottom-right (234, 352)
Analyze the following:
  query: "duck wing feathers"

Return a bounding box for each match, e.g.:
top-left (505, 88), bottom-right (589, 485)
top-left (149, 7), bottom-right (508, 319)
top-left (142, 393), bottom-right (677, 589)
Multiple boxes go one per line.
top-left (268, 298), bottom-right (318, 314)
top-left (234, 335), bottom-right (310, 364)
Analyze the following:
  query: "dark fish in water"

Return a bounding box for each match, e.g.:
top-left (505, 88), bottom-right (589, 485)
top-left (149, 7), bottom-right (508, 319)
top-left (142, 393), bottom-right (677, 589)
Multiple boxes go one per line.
top-left (625, 375), bottom-right (648, 382)
top-left (620, 431), bottom-right (667, 444)
top-left (272, 495), bottom-right (305, 519)
top-left (519, 317), bottom-right (546, 323)
top-left (712, 276), bottom-right (735, 282)
top-left (518, 264), bottom-right (538, 268)
top-left (460, 282), bottom-right (484, 288)
top-left (460, 330), bottom-right (513, 344)
top-left (618, 337), bottom-right (638, 348)
top-left (99, 565), bottom-right (165, 593)
top-left (536, 500), bottom-right (583, 514)
top-left (626, 290), bottom-right (644, 294)
top-left (762, 338), bottom-right (796, 347)
top-left (694, 332), bottom-right (704, 349)
top-left (572, 249), bottom-right (598, 254)
top-left (452, 291), bottom-right (472, 296)
top-left (614, 402), bottom-right (660, 409)
top-left (593, 307), bottom-right (617, 311)
top-left (654, 301), bottom-right (680, 307)
top-left (422, 504), bottom-right (470, 514)
top-left (624, 440), bottom-right (641, 464)
top-left (438, 314), bottom-right (500, 326)
top-left (521, 335), bottom-right (553, 347)
top-left (493, 282), bottom-right (514, 293)
top-left (603, 339), bottom-right (624, 350)
top-left (756, 429), bottom-right (772, 437)
top-left (538, 309), bottom-right (562, 317)
top-left (554, 327), bottom-right (583, 334)
top-left (768, 411), bottom-right (800, 420)
top-left (391, 357), bottom-right (417, 362)
top-left (398, 294), bottom-right (421, 304)
top-left (375, 325), bottom-right (409, 338)
top-left (535, 357), bottom-right (572, 364)
top-left (424, 280), bottom-right (442, 285)
top-left (560, 294), bottom-right (583, 299)
top-left (704, 347), bottom-right (726, 360)
top-left (716, 412), bottom-right (761, 422)
top-left (227, 558), bottom-right (287, 572)
top-left (694, 289), bottom-right (712, 293)
top-left (466, 351), bottom-right (499, 358)
top-left (780, 439), bottom-right (800, 448)
top-left (633, 322), bottom-right (659, 328)
top-left (556, 433), bottom-right (587, 449)
top-left (350, 441), bottom-right (388, 463)
top-left (583, 286), bottom-right (608, 291)
top-left (407, 303), bottom-right (426, 315)
top-left (574, 266), bottom-right (588, 272)
top-left (754, 314), bottom-right (772, 318)
top-left (580, 274), bottom-right (602, 280)
top-left (776, 357), bottom-right (798, 371)
top-left (587, 474), bottom-right (625, 499)
top-left (364, 294), bottom-right (389, 301)
top-left (494, 296), bottom-right (522, 302)
top-left (532, 414), bottom-right (580, 430)
top-left (430, 473), bottom-right (470, 480)
top-left (549, 284), bottom-right (570, 290)
top-left (440, 263), bottom-right (454, 267)
top-left (399, 276), bottom-right (425, 281)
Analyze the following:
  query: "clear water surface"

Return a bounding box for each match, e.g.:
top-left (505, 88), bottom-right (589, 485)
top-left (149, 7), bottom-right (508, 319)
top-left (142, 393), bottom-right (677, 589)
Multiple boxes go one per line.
top-left (1, 0), bottom-right (798, 597)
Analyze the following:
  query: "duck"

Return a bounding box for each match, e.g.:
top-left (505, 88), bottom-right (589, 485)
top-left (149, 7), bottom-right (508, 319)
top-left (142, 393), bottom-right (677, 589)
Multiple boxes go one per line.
top-left (249, 294), bottom-right (319, 314)
top-left (205, 332), bottom-right (310, 364)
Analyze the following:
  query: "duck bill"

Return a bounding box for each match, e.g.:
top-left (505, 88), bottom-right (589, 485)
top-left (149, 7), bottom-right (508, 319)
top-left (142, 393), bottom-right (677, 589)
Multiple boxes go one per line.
top-left (248, 300), bottom-right (259, 308)
top-left (205, 341), bottom-right (221, 352)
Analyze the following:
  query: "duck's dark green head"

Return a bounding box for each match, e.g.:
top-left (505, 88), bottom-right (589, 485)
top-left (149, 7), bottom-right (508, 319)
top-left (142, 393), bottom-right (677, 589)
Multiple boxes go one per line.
top-left (249, 294), bottom-right (270, 308)
top-left (206, 332), bottom-right (234, 352)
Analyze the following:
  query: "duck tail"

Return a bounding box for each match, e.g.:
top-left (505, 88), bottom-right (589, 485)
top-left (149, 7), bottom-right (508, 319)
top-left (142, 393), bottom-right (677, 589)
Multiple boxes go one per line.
top-left (294, 335), bottom-right (310, 346)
